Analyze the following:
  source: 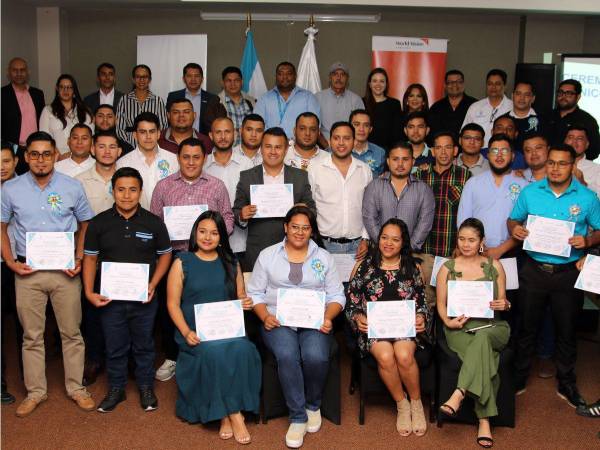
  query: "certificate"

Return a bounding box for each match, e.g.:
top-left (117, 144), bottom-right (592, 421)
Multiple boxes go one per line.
top-left (447, 280), bottom-right (494, 319)
top-left (367, 300), bottom-right (416, 339)
top-left (26, 232), bottom-right (75, 270)
top-left (100, 262), bottom-right (149, 302)
top-left (163, 205), bottom-right (208, 241)
top-left (194, 300), bottom-right (246, 341)
top-left (250, 184), bottom-right (294, 218)
top-left (429, 256), bottom-right (449, 287)
top-left (332, 253), bottom-right (356, 282)
top-left (523, 215), bottom-right (575, 258)
top-left (575, 254), bottom-right (600, 295)
top-left (499, 258), bottom-right (519, 290)
top-left (276, 288), bottom-right (325, 329)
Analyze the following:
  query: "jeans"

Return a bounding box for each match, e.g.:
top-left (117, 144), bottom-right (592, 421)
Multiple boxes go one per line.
top-left (261, 326), bottom-right (331, 423)
top-left (323, 238), bottom-right (360, 255)
top-left (101, 299), bottom-right (158, 389)
top-left (81, 292), bottom-right (105, 365)
top-left (536, 305), bottom-right (555, 359)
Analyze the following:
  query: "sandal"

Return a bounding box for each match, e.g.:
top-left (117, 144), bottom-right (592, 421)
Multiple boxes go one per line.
top-left (219, 418), bottom-right (233, 440)
top-left (439, 388), bottom-right (466, 418)
top-left (410, 399), bottom-right (427, 436)
top-left (396, 398), bottom-right (412, 436)
top-left (477, 436), bottom-right (494, 448)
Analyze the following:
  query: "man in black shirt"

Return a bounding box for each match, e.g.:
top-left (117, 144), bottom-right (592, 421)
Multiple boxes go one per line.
top-left (428, 70), bottom-right (476, 138)
top-left (83, 167), bottom-right (172, 413)
top-left (548, 79), bottom-right (599, 161)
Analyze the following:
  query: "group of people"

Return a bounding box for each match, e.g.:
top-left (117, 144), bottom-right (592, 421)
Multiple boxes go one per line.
top-left (1, 54), bottom-right (600, 449)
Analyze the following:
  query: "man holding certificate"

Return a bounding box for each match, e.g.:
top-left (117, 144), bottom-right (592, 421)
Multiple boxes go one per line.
top-left (233, 127), bottom-right (316, 272)
top-left (508, 144), bottom-right (600, 408)
top-left (83, 167), bottom-right (172, 413)
top-left (1, 131), bottom-right (96, 417)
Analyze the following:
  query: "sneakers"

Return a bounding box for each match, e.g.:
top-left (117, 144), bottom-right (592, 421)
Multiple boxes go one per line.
top-left (557, 384), bottom-right (586, 409)
top-left (306, 409), bottom-right (322, 433)
top-left (285, 422), bottom-right (307, 448)
top-left (97, 388), bottom-right (126, 413)
top-left (140, 388), bottom-right (158, 411)
top-left (72, 390), bottom-right (95, 411)
top-left (155, 359), bottom-right (176, 381)
top-left (576, 398), bottom-right (600, 418)
top-left (16, 394), bottom-right (48, 418)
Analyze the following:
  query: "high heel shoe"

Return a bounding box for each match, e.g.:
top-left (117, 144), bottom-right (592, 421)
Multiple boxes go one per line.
top-left (411, 399), bottom-right (427, 436)
top-left (439, 388), bottom-right (466, 418)
top-left (396, 397), bottom-right (412, 436)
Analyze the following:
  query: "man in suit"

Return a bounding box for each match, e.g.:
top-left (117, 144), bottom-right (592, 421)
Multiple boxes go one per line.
top-left (83, 62), bottom-right (123, 112)
top-left (166, 63), bottom-right (216, 135)
top-left (233, 127), bottom-right (316, 272)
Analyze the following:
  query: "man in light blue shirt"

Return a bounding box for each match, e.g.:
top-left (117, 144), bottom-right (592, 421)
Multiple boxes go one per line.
top-left (349, 109), bottom-right (386, 177)
top-left (254, 62), bottom-right (320, 139)
top-left (508, 144), bottom-right (600, 408)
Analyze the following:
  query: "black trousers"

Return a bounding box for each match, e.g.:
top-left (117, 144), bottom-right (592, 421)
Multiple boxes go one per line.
top-left (515, 257), bottom-right (583, 387)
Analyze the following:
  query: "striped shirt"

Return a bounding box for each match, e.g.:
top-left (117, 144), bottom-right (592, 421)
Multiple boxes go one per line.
top-left (415, 164), bottom-right (470, 257)
top-left (362, 173), bottom-right (435, 251)
top-left (116, 90), bottom-right (168, 148)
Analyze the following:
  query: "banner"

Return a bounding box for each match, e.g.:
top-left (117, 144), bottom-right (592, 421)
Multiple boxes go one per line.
top-left (371, 36), bottom-right (448, 103)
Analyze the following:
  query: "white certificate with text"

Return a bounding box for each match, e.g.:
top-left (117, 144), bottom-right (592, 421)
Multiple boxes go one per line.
top-left (100, 262), bottom-right (149, 302)
top-left (575, 254), bottom-right (600, 295)
top-left (332, 253), bottom-right (356, 283)
top-left (276, 288), bottom-right (325, 329)
top-left (194, 300), bottom-right (246, 341)
top-left (367, 300), bottom-right (416, 339)
top-left (523, 215), bottom-right (575, 257)
top-left (250, 184), bottom-right (294, 218)
top-left (26, 232), bottom-right (75, 270)
top-left (447, 280), bottom-right (494, 319)
top-left (163, 204), bottom-right (208, 241)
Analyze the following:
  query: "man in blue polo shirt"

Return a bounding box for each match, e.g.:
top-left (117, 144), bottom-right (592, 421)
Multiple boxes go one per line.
top-left (508, 144), bottom-right (600, 408)
top-left (1, 131), bottom-right (96, 417)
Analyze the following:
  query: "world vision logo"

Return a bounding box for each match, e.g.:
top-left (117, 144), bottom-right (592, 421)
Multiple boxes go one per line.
top-left (394, 38), bottom-right (429, 48)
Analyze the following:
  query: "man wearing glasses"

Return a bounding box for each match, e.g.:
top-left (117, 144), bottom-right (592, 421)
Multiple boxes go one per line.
top-left (455, 123), bottom-right (490, 176)
top-left (1, 131), bottom-right (96, 417)
top-left (429, 70), bottom-right (476, 139)
top-left (549, 79), bottom-right (599, 161)
top-left (508, 144), bottom-right (600, 408)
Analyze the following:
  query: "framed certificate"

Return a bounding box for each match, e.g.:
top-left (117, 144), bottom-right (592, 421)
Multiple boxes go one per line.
top-left (429, 256), bottom-right (449, 287)
top-left (250, 184), bottom-right (294, 218)
top-left (447, 280), bottom-right (494, 319)
top-left (194, 300), bottom-right (246, 341)
top-left (332, 253), bottom-right (356, 283)
top-left (26, 232), bottom-right (75, 270)
top-left (276, 288), bottom-right (325, 329)
top-left (523, 215), bottom-right (575, 257)
top-left (575, 254), bottom-right (600, 295)
top-left (367, 300), bottom-right (416, 339)
top-left (163, 204), bottom-right (208, 241)
top-left (100, 262), bottom-right (149, 302)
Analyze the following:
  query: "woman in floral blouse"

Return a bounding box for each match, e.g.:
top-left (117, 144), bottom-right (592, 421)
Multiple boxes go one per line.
top-left (346, 218), bottom-right (430, 437)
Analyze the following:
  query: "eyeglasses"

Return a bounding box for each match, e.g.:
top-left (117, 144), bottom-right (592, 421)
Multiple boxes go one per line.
top-left (557, 90), bottom-right (577, 97)
top-left (289, 224), bottom-right (311, 233)
top-left (488, 147), bottom-right (511, 156)
top-left (461, 135), bottom-right (482, 142)
top-left (546, 160), bottom-right (572, 168)
top-left (28, 151), bottom-right (54, 161)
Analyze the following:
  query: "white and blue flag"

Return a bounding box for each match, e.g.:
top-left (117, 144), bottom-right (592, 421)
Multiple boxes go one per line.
top-left (241, 30), bottom-right (267, 99)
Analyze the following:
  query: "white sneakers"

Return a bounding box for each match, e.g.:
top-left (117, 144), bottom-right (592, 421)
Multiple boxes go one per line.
top-left (155, 359), bottom-right (176, 381)
top-left (285, 410), bottom-right (321, 448)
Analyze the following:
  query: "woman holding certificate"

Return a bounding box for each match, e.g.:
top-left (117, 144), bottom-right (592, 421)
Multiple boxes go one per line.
top-left (346, 218), bottom-right (430, 437)
top-left (166, 211), bottom-right (260, 445)
top-left (436, 218), bottom-right (511, 448)
top-left (247, 205), bottom-right (345, 449)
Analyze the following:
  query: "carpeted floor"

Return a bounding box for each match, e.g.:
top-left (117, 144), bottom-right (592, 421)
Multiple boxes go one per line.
top-left (2, 321), bottom-right (599, 450)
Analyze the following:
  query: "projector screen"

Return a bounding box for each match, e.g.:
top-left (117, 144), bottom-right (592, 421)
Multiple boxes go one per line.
top-left (561, 55), bottom-right (600, 126)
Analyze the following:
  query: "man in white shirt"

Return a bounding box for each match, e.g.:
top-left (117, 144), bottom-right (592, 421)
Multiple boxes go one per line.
top-left (308, 121), bottom-right (371, 257)
top-left (462, 69), bottom-right (513, 146)
top-left (204, 117), bottom-right (253, 255)
top-left (116, 112), bottom-right (178, 209)
top-left (233, 113), bottom-right (264, 167)
top-left (83, 62), bottom-right (124, 111)
top-left (565, 125), bottom-right (600, 195)
top-left (55, 123), bottom-right (95, 177)
top-left (285, 112), bottom-right (329, 171)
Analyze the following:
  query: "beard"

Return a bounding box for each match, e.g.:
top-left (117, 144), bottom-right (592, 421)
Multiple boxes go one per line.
top-left (490, 163), bottom-right (511, 175)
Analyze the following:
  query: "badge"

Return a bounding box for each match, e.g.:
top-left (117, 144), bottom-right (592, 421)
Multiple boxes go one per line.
top-left (508, 183), bottom-right (521, 201)
top-left (526, 116), bottom-right (539, 132)
top-left (157, 160), bottom-right (170, 179)
top-left (568, 204), bottom-right (581, 221)
top-left (311, 258), bottom-right (326, 282)
top-left (47, 192), bottom-right (62, 214)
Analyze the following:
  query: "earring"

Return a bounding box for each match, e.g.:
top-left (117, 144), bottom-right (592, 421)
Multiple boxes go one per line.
top-left (479, 244), bottom-right (484, 254)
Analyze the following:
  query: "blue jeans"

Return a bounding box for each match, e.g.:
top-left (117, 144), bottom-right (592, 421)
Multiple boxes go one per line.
top-left (323, 238), bottom-right (360, 255)
top-left (261, 326), bottom-right (331, 423)
top-left (101, 299), bottom-right (158, 389)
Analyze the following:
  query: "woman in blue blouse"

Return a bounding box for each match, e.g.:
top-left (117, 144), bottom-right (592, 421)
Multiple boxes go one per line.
top-left (248, 205), bottom-right (345, 449)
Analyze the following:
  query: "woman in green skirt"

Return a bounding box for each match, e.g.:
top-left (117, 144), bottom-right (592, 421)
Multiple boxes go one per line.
top-left (436, 218), bottom-right (511, 449)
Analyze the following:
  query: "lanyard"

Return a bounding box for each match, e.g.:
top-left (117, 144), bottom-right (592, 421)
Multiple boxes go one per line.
top-left (276, 91), bottom-right (291, 124)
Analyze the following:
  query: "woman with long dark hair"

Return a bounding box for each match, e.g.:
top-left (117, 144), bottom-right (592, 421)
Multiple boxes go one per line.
top-left (247, 205), bottom-right (344, 448)
top-left (39, 74), bottom-right (93, 156)
top-left (362, 68), bottom-right (403, 151)
top-left (402, 83), bottom-right (429, 114)
top-left (167, 210), bottom-right (261, 445)
top-left (346, 218), bottom-right (430, 437)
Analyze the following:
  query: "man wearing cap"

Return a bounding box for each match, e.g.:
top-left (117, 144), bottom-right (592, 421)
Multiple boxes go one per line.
top-left (315, 62), bottom-right (364, 145)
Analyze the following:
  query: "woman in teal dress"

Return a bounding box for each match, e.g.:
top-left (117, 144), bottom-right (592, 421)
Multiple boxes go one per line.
top-left (436, 218), bottom-right (511, 449)
top-left (167, 211), bottom-right (261, 445)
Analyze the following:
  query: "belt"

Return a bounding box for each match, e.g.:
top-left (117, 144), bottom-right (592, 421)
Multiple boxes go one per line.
top-left (321, 236), bottom-right (361, 244)
top-left (529, 256), bottom-right (576, 274)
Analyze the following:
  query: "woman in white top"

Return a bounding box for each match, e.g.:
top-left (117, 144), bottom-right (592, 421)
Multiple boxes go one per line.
top-left (39, 74), bottom-right (93, 158)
